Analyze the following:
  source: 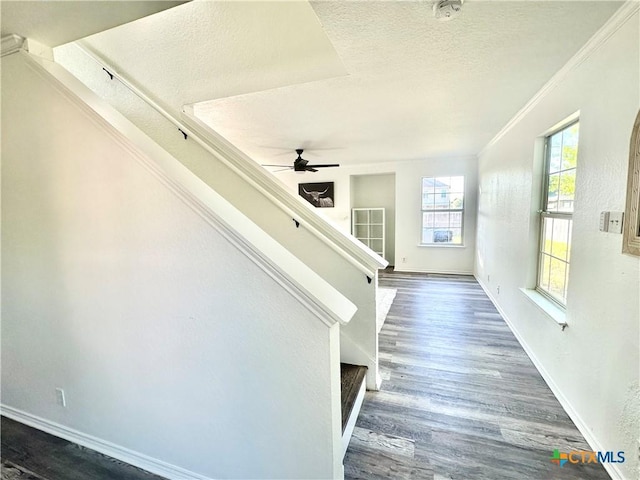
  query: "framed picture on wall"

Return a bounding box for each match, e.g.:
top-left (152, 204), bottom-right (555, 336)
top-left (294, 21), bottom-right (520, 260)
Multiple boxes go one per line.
top-left (299, 182), bottom-right (335, 208)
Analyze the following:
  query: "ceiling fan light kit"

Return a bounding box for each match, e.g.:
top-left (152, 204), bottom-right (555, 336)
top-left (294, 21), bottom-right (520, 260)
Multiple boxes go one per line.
top-left (433, 0), bottom-right (464, 21)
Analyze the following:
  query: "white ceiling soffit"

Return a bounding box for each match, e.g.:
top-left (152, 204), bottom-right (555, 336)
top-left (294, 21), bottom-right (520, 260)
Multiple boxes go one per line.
top-left (0, 1), bottom-right (188, 48)
top-left (193, 1), bottom-right (623, 166)
top-left (76, 0), bottom-right (348, 109)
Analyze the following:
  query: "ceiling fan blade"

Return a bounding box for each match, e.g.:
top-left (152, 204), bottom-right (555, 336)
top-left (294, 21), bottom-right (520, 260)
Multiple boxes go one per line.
top-left (262, 164), bottom-right (292, 167)
top-left (305, 167), bottom-right (319, 172)
top-left (307, 164), bottom-right (340, 168)
top-left (271, 167), bottom-right (293, 172)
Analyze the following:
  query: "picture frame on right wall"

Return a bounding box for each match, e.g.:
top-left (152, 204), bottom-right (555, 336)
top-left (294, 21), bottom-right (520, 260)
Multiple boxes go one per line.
top-left (623, 109), bottom-right (640, 256)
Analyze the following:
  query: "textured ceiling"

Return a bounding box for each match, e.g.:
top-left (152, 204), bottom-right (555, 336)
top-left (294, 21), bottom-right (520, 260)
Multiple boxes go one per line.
top-left (13, 0), bottom-right (623, 167)
top-left (192, 1), bottom-right (623, 166)
top-left (0, 1), bottom-right (187, 47)
top-left (75, 1), bottom-right (347, 108)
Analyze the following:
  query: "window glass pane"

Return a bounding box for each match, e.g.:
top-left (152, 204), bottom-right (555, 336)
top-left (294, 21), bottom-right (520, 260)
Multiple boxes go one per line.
top-left (421, 177), bottom-right (436, 194)
top-left (450, 192), bottom-right (464, 209)
top-left (557, 170), bottom-right (576, 212)
top-left (449, 176), bottom-right (464, 191)
top-left (433, 229), bottom-right (452, 243)
top-left (567, 221), bottom-right (573, 263)
top-left (549, 146), bottom-right (562, 173)
top-left (421, 175), bottom-right (464, 245)
top-left (539, 254), bottom-right (551, 291)
top-left (451, 211), bottom-right (462, 228)
top-left (549, 258), bottom-right (567, 302)
top-left (539, 215), bottom-right (571, 301)
top-left (423, 212), bottom-right (434, 228)
top-left (434, 192), bottom-right (449, 209)
top-left (561, 124), bottom-right (579, 170)
top-left (550, 218), bottom-right (570, 261)
top-left (547, 173), bottom-right (560, 211)
top-left (538, 121), bottom-right (578, 306)
top-left (434, 212), bottom-right (449, 228)
top-left (422, 192), bottom-right (436, 210)
top-left (541, 217), bottom-right (553, 255)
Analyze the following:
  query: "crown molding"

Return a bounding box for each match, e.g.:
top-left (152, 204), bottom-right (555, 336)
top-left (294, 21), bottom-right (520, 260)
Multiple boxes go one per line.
top-left (479, 1), bottom-right (640, 158)
top-left (1, 34), bottom-right (25, 57)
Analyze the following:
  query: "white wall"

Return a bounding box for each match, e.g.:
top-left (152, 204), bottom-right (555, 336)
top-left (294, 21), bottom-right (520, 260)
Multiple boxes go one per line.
top-left (475, 10), bottom-right (639, 480)
top-left (276, 159), bottom-right (478, 275)
top-left (274, 164), bottom-right (382, 234)
top-left (1, 51), bottom-right (343, 480)
top-left (351, 173), bottom-right (396, 265)
top-left (55, 43), bottom-right (383, 390)
top-left (395, 156), bottom-right (478, 274)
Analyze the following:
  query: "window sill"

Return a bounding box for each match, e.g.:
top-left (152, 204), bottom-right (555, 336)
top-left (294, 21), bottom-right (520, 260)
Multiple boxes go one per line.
top-left (519, 288), bottom-right (567, 329)
top-left (418, 244), bottom-right (466, 248)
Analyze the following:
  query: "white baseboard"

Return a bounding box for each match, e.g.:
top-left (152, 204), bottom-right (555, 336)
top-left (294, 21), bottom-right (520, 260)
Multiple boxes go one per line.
top-left (474, 277), bottom-right (626, 480)
top-left (0, 405), bottom-right (213, 480)
top-left (393, 268), bottom-right (474, 275)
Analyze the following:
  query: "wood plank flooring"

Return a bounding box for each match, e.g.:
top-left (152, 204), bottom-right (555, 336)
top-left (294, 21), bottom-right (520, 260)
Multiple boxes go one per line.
top-left (344, 271), bottom-right (611, 480)
top-left (1, 272), bottom-right (612, 480)
top-left (341, 364), bottom-right (368, 432)
top-left (1, 417), bottom-right (164, 480)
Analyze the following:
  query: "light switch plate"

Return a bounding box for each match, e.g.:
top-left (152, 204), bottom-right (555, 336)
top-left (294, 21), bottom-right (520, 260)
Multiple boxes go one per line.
top-left (599, 211), bottom-right (610, 232)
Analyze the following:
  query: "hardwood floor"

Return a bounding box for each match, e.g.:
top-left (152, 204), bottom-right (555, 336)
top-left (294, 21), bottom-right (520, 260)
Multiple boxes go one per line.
top-left (1, 417), bottom-right (164, 480)
top-left (1, 272), bottom-right (612, 480)
top-left (344, 271), bottom-right (611, 480)
top-left (341, 364), bottom-right (368, 432)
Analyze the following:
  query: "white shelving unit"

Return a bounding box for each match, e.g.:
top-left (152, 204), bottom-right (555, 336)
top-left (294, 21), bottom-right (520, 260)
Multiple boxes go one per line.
top-left (352, 208), bottom-right (385, 258)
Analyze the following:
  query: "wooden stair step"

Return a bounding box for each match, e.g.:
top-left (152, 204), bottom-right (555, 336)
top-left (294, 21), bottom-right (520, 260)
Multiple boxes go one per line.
top-left (340, 363), bottom-right (367, 433)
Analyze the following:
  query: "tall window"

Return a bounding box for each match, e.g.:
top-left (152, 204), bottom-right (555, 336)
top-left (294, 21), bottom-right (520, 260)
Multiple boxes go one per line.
top-left (538, 121), bottom-right (579, 305)
top-left (421, 176), bottom-right (464, 245)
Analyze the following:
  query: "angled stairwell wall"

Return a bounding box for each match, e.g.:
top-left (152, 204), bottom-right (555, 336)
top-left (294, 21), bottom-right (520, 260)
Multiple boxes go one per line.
top-left (54, 42), bottom-right (388, 389)
top-left (1, 49), bottom-right (355, 480)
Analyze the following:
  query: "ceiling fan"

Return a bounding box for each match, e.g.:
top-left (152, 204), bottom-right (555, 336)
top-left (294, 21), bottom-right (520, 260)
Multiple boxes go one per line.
top-left (262, 149), bottom-right (340, 173)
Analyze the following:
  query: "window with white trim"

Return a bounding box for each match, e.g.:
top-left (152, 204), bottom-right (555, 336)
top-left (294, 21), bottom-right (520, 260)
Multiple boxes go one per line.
top-left (537, 121), bottom-right (579, 305)
top-left (421, 176), bottom-right (464, 245)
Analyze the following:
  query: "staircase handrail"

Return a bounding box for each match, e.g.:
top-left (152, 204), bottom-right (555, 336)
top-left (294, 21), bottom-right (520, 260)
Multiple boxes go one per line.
top-left (23, 48), bottom-right (357, 328)
top-left (71, 42), bottom-right (389, 278)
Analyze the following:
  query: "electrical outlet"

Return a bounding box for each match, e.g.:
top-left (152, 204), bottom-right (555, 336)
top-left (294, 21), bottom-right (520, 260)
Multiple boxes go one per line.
top-left (55, 387), bottom-right (66, 407)
top-left (608, 211), bottom-right (624, 234)
top-left (402, 257), bottom-right (406, 263)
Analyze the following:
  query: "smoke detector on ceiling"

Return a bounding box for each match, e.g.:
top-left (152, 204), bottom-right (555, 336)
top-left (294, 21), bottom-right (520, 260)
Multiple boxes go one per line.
top-left (433, 0), bottom-right (464, 21)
